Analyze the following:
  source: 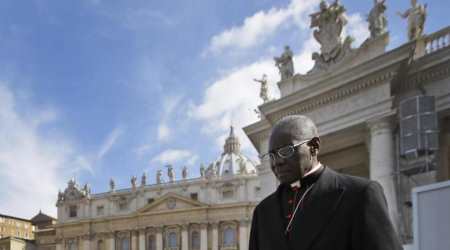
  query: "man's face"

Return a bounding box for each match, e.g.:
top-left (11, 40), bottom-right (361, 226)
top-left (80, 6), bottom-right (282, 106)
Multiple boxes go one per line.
top-left (268, 129), bottom-right (314, 185)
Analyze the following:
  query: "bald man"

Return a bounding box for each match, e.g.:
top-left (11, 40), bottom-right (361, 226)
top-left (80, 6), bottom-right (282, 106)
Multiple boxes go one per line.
top-left (249, 115), bottom-right (402, 250)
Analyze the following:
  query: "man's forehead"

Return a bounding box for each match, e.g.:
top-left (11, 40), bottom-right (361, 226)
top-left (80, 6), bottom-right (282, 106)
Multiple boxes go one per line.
top-left (269, 130), bottom-right (306, 149)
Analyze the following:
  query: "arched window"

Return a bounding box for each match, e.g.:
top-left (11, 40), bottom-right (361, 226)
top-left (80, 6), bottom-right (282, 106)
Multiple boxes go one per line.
top-left (97, 240), bottom-right (104, 250)
top-left (191, 231), bottom-right (200, 249)
top-left (147, 235), bottom-right (156, 250)
top-left (223, 227), bottom-right (236, 247)
top-left (168, 232), bottom-right (177, 248)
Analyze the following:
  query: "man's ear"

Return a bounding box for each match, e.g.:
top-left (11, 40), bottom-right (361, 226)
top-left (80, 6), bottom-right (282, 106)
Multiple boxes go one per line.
top-left (308, 137), bottom-right (320, 153)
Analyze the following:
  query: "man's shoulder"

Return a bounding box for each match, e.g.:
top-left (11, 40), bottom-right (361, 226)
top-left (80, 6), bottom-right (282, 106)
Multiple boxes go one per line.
top-left (330, 168), bottom-right (373, 192)
top-left (255, 189), bottom-right (280, 211)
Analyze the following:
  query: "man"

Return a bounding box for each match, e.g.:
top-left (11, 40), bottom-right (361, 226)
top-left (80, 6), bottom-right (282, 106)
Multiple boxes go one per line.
top-left (249, 115), bottom-right (402, 250)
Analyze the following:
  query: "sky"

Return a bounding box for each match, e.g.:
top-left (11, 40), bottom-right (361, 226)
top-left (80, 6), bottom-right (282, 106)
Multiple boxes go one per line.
top-left (0, 0), bottom-right (448, 218)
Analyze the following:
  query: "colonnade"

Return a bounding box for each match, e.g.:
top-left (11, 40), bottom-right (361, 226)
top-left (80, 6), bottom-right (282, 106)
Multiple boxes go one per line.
top-left (56, 220), bottom-right (250, 250)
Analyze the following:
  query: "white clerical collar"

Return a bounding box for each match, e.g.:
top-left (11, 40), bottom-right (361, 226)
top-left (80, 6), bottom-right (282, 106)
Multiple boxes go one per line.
top-left (289, 163), bottom-right (323, 188)
top-left (303, 163), bottom-right (323, 177)
top-left (290, 180), bottom-right (301, 188)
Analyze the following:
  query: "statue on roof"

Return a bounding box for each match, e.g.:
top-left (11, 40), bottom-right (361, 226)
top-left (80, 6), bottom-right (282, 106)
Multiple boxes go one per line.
top-left (109, 178), bottom-right (115, 192)
top-left (156, 170), bottom-right (162, 184)
top-left (274, 46), bottom-right (294, 81)
top-left (182, 166), bottom-right (188, 180)
top-left (82, 183), bottom-right (91, 196)
top-left (253, 74), bottom-right (269, 103)
top-left (397, 0), bottom-right (427, 40)
top-left (167, 165), bottom-right (174, 182)
top-left (205, 163), bottom-right (216, 178)
top-left (310, 0), bottom-right (349, 62)
top-left (368, 0), bottom-right (388, 39)
top-left (200, 164), bottom-right (205, 178)
top-left (57, 190), bottom-right (64, 202)
top-left (141, 172), bottom-right (147, 186)
top-left (131, 176), bottom-right (137, 190)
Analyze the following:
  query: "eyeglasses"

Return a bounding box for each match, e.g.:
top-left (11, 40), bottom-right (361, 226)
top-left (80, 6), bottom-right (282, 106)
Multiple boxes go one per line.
top-left (259, 139), bottom-right (311, 163)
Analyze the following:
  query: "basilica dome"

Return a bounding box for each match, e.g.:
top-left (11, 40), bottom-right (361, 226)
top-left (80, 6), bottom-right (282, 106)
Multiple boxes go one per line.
top-left (206, 127), bottom-right (257, 178)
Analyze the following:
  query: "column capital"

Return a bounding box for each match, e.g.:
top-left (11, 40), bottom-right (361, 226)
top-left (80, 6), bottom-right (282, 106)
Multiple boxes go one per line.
top-left (210, 222), bottom-right (219, 228)
top-left (200, 223), bottom-right (208, 230)
top-left (367, 114), bottom-right (395, 134)
top-left (181, 224), bottom-right (189, 231)
top-left (239, 219), bottom-right (250, 226)
top-left (80, 234), bottom-right (91, 240)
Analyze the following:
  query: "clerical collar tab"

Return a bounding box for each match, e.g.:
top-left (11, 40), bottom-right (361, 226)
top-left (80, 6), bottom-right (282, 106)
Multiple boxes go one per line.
top-left (290, 180), bottom-right (300, 188)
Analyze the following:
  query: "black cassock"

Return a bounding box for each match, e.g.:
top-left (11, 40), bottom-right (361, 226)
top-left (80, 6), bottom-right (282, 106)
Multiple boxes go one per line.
top-left (249, 166), bottom-right (403, 250)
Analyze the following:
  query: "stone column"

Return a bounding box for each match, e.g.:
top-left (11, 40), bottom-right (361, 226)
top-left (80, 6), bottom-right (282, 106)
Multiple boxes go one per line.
top-left (156, 227), bottom-right (163, 250)
top-left (139, 229), bottom-right (146, 250)
top-left (56, 238), bottom-right (63, 250)
top-left (82, 235), bottom-right (91, 250)
top-left (368, 116), bottom-right (399, 231)
top-left (181, 225), bottom-right (189, 250)
top-left (132, 231), bottom-right (138, 250)
top-left (239, 220), bottom-right (248, 250)
top-left (200, 223), bottom-right (208, 250)
top-left (211, 223), bottom-right (219, 250)
top-left (108, 233), bottom-right (115, 250)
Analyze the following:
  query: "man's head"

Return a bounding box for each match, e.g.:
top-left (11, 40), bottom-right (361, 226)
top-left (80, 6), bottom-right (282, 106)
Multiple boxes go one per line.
top-left (267, 115), bottom-right (320, 185)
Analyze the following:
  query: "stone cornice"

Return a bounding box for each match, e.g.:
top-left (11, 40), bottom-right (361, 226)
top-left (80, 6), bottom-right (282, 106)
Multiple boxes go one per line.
top-left (393, 50), bottom-right (450, 93)
top-left (265, 69), bottom-right (397, 124)
top-left (262, 42), bottom-right (413, 114)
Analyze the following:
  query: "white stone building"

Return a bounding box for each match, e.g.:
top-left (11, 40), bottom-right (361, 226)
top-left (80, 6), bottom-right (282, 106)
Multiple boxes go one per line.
top-left (243, 1), bottom-right (450, 245)
top-left (54, 127), bottom-right (261, 250)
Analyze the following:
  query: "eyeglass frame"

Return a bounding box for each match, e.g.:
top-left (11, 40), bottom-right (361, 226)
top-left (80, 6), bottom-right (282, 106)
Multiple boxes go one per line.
top-left (259, 139), bottom-right (312, 163)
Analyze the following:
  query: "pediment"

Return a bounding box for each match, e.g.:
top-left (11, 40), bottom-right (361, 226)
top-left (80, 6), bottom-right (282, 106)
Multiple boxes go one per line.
top-left (138, 192), bottom-right (208, 214)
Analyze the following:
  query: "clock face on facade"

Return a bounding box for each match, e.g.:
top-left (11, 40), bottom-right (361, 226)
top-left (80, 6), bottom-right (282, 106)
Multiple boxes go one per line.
top-left (166, 198), bottom-right (176, 209)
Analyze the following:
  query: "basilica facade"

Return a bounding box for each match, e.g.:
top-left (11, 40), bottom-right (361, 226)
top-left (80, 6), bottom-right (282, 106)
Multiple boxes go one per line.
top-left (53, 128), bottom-right (260, 250)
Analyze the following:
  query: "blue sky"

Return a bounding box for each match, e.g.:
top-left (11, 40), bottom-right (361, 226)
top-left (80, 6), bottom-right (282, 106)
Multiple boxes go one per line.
top-left (0, 0), bottom-right (448, 218)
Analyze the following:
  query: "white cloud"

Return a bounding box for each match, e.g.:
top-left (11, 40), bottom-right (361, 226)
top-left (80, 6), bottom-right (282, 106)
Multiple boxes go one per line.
top-left (157, 122), bottom-right (170, 142)
top-left (189, 60), bottom-right (280, 152)
top-left (204, 0), bottom-right (319, 56)
top-left (344, 13), bottom-right (370, 47)
top-left (151, 149), bottom-right (197, 165)
top-left (134, 144), bottom-right (151, 159)
top-left (0, 83), bottom-right (88, 218)
top-left (156, 95), bottom-right (183, 143)
top-left (97, 127), bottom-right (123, 160)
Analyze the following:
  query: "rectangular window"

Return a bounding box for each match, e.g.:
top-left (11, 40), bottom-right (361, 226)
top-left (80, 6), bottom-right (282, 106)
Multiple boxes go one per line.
top-left (190, 193), bottom-right (198, 201)
top-left (97, 206), bottom-right (104, 216)
top-left (119, 203), bottom-right (127, 211)
top-left (223, 190), bottom-right (234, 199)
top-left (147, 198), bottom-right (154, 204)
top-left (69, 205), bottom-right (77, 218)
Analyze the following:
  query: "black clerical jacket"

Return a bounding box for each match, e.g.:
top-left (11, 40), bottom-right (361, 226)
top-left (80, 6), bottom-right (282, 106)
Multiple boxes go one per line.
top-left (249, 167), bottom-right (403, 250)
